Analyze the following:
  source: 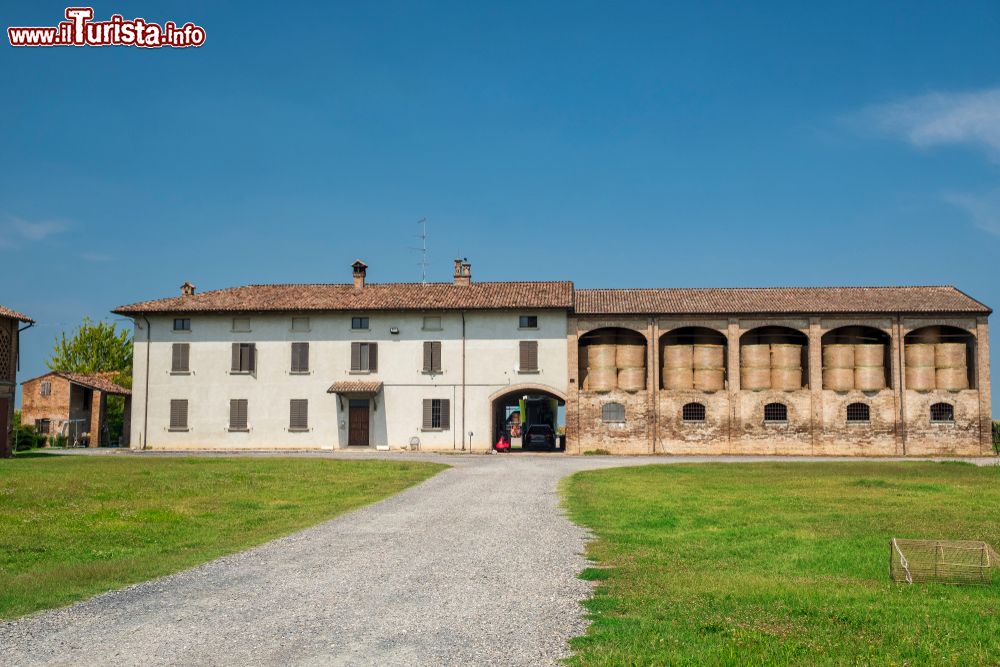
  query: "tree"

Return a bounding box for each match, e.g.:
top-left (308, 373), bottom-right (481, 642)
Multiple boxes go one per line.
top-left (47, 318), bottom-right (133, 444)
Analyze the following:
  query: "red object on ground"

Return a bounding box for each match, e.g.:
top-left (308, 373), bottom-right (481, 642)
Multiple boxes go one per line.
top-left (495, 435), bottom-right (511, 451)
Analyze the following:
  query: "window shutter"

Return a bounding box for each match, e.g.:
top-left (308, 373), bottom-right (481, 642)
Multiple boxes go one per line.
top-left (247, 344), bottom-right (256, 372)
top-left (369, 343), bottom-right (377, 371)
top-left (230, 399), bottom-right (248, 430)
top-left (440, 399), bottom-right (450, 430)
top-left (231, 343), bottom-right (240, 372)
top-left (423, 341), bottom-right (433, 371)
top-left (519, 341), bottom-right (538, 371)
top-left (291, 342), bottom-right (309, 372)
top-left (351, 342), bottom-right (361, 371)
top-left (290, 399), bottom-right (308, 430)
top-left (432, 342), bottom-right (441, 371)
top-left (422, 399), bottom-right (433, 429)
top-left (172, 343), bottom-right (190, 372)
top-left (169, 399), bottom-right (188, 429)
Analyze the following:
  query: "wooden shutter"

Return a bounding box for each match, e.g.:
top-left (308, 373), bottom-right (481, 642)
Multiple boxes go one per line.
top-left (439, 399), bottom-right (450, 430)
top-left (519, 341), bottom-right (538, 371)
top-left (351, 342), bottom-right (361, 371)
top-left (423, 341), bottom-right (433, 371)
top-left (247, 344), bottom-right (256, 372)
top-left (230, 399), bottom-right (248, 430)
top-left (291, 342), bottom-right (309, 373)
top-left (172, 343), bottom-right (189, 372)
top-left (231, 343), bottom-right (240, 372)
top-left (169, 399), bottom-right (188, 430)
top-left (422, 399), bottom-right (433, 429)
top-left (290, 399), bottom-right (308, 430)
top-left (368, 343), bottom-right (377, 371)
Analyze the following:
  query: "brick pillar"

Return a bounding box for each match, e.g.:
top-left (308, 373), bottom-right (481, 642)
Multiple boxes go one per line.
top-left (727, 318), bottom-right (741, 453)
top-left (565, 315), bottom-right (580, 454)
top-left (898, 320), bottom-right (909, 456)
top-left (808, 318), bottom-right (823, 453)
top-left (976, 316), bottom-right (993, 454)
top-left (890, 317), bottom-right (905, 455)
top-left (647, 317), bottom-right (657, 454)
top-left (88, 389), bottom-right (103, 447)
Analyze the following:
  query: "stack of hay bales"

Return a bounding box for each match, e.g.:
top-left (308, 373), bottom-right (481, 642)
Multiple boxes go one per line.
top-left (662, 344), bottom-right (694, 390)
top-left (692, 343), bottom-right (725, 392)
top-left (904, 342), bottom-right (937, 391)
top-left (822, 344), bottom-right (855, 391)
top-left (770, 344), bottom-right (803, 391)
top-left (934, 342), bottom-right (969, 391)
top-left (854, 344), bottom-right (886, 391)
top-left (740, 344), bottom-right (771, 391)
top-left (616, 338), bottom-right (647, 392)
top-left (822, 342), bottom-right (888, 391)
top-left (586, 333), bottom-right (618, 393)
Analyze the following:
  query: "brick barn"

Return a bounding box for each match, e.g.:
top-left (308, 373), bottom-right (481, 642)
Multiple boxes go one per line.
top-left (20, 371), bottom-right (131, 447)
top-left (1, 305), bottom-right (33, 458)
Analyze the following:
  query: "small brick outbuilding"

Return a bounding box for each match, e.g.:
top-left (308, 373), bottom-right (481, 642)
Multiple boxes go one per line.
top-left (21, 371), bottom-right (131, 447)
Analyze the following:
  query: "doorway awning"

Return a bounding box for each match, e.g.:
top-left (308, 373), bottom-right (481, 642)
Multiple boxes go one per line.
top-left (327, 380), bottom-right (383, 395)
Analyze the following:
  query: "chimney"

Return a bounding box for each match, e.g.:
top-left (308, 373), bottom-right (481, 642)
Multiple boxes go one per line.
top-left (352, 259), bottom-right (368, 290)
top-left (180, 282), bottom-right (196, 296)
top-left (453, 258), bottom-right (471, 286)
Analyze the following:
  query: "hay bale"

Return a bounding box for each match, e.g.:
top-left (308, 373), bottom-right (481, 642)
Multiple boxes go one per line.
top-left (587, 344), bottom-right (617, 369)
top-left (587, 366), bottom-right (617, 392)
top-left (618, 367), bottom-right (646, 392)
top-left (662, 366), bottom-right (694, 390)
top-left (616, 342), bottom-right (646, 369)
top-left (905, 366), bottom-right (936, 391)
top-left (693, 368), bottom-right (725, 392)
top-left (770, 344), bottom-right (802, 368)
top-left (692, 344), bottom-right (725, 369)
top-left (823, 367), bottom-right (855, 391)
top-left (740, 344), bottom-right (770, 368)
top-left (771, 367), bottom-right (802, 391)
top-left (740, 367), bottom-right (771, 391)
top-left (853, 344), bottom-right (884, 368)
top-left (822, 344), bottom-right (855, 369)
top-left (854, 366), bottom-right (886, 391)
top-left (936, 367), bottom-right (969, 391)
top-left (904, 343), bottom-right (935, 368)
top-left (662, 344), bottom-right (693, 368)
top-left (935, 343), bottom-right (967, 369)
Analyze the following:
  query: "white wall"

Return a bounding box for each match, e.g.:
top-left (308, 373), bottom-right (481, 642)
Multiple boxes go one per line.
top-left (129, 309), bottom-right (568, 450)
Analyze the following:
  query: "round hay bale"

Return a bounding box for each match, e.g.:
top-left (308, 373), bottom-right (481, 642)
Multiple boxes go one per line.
top-left (770, 344), bottom-right (802, 368)
top-left (587, 344), bottom-right (617, 369)
top-left (904, 343), bottom-right (935, 368)
top-left (905, 366), bottom-right (936, 391)
top-left (692, 344), bottom-right (725, 369)
top-left (771, 367), bottom-right (802, 391)
top-left (662, 344), bottom-right (693, 369)
top-left (662, 366), bottom-right (694, 390)
top-left (579, 365), bottom-right (589, 391)
top-left (934, 343), bottom-right (967, 369)
top-left (853, 344), bottom-right (884, 368)
top-left (822, 344), bottom-right (855, 369)
top-left (854, 366), bottom-right (886, 391)
top-left (693, 368), bottom-right (725, 392)
top-left (616, 342), bottom-right (646, 369)
top-left (587, 366), bottom-right (617, 392)
top-left (618, 367), bottom-right (646, 392)
top-left (935, 367), bottom-right (969, 391)
top-left (822, 368), bottom-right (855, 391)
top-left (740, 367), bottom-right (771, 391)
top-left (740, 344), bottom-right (770, 368)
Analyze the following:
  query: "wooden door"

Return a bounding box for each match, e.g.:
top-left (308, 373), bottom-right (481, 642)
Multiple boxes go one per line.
top-left (0, 397), bottom-right (9, 457)
top-left (348, 400), bottom-right (369, 446)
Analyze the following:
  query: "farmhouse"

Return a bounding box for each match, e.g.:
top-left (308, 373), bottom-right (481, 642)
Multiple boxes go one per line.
top-left (20, 371), bottom-right (131, 447)
top-left (113, 261), bottom-right (993, 456)
top-left (1, 304), bottom-right (33, 458)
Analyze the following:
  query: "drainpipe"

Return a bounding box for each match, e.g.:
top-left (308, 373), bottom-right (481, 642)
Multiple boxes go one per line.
top-left (896, 313), bottom-right (906, 455)
top-left (16, 321), bottom-right (34, 373)
top-left (142, 315), bottom-right (151, 450)
top-left (461, 310), bottom-right (467, 451)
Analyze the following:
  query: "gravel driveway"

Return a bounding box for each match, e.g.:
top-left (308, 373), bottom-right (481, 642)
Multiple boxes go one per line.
top-left (2, 452), bottom-right (995, 666)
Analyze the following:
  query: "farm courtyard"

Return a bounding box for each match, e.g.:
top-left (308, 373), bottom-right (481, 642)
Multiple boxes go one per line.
top-left (1, 452), bottom-right (998, 665)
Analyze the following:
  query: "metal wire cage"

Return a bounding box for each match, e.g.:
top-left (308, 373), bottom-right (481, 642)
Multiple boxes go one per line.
top-left (890, 538), bottom-right (998, 585)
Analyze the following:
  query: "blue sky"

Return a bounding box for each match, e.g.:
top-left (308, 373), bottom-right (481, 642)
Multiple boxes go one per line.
top-left (3, 1), bottom-right (999, 412)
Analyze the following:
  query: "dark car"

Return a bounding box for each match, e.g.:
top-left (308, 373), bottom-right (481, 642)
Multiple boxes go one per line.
top-left (522, 424), bottom-right (556, 450)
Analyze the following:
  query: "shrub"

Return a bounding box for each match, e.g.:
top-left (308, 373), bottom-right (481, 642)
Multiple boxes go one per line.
top-left (583, 448), bottom-right (612, 456)
top-left (993, 421), bottom-right (1000, 454)
top-left (11, 412), bottom-right (44, 452)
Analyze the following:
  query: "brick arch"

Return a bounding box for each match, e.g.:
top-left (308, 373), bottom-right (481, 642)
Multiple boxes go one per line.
top-left (577, 324), bottom-right (648, 339)
top-left (488, 383), bottom-right (567, 404)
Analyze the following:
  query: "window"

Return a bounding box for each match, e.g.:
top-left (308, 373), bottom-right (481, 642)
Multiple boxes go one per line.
top-left (289, 399), bottom-right (309, 431)
top-left (682, 402), bottom-right (706, 422)
top-left (519, 341), bottom-right (539, 372)
top-left (35, 418), bottom-right (50, 435)
top-left (519, 315), bottom-right (538, 329)
top-left (423, 341), bottom-right (442, 372)
top-left (39, 380), bottom-right (51, 397)
top-left (169, 399), bottom-right (188, 430)
top-left (291, 342), bottom-right (309, 373)
top-left (232, 317), bottom-right (251, 332)
top-left (422, 316), bottom-right (442, 331)
top-left (930, 402), bottom-right (954, 423)
top-left (846, 402), bottom-right (870, 424)
top-left (291, 316), bottom-right (310, 332)
top-left (351, 342), bottom-right (378, 372)
top-left (171, 343), bottom-right (190, 373)
top-left (229, 399), bottom-right (248, 431)
top-left (173, 318), bottom-right (191, 331)
top-left (602, 402), bottom-right (625, 423)
top-left (351, 316), bottom-right (369, 330)
top-left (764, 403), bottom-right (788, 424)
top-left (422, 398), bottom-right (451, 430)
top-left (231, 343), bottom-right (257, 374)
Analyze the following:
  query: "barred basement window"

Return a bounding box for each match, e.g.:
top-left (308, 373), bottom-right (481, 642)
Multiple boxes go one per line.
top-left (229, 399), bottom-right (248, 431)
top-left (40, 380), bottom-right (52, 396)
top-left (846, 402), bottom-right (870, 423)
top-left (764, 402), bottom-right (788, 424)
top-left (602, 402), bottom-right (625, 423)
top-left (169, 399), bottom-right (188, 430)
top-left (682, 402), bottom-right (706, 422)
top-left (289, 399), bottom-right (309, 431)
top-left (930, 402), bottom-right (954, 424)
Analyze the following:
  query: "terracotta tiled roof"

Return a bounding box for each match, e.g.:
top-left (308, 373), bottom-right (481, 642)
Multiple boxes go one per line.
top-left (113, 282), bottom-right (575, 315)
top-left (22, 371), bottom-right (131, 395)
top-left (575, 286), bottom-right (991, 315)
top-left (327, 380), bottom-right (383, 394)
top-left (0, 304), bottom-right (33, 322)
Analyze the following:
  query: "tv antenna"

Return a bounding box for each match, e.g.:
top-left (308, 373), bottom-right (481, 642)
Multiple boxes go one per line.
top-left (416, 217), bottom-right (428, 283)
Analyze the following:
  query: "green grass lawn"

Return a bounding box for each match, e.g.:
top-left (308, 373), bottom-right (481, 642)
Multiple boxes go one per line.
top-left (0, 454), bottom-right (445, 619)
top-left (563, 462), bottom-right (1000, 666)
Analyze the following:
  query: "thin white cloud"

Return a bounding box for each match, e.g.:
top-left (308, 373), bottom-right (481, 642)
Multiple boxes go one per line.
top-left (944, 190), bottom-right (1000, 236)
top-left (0, 216), bottom-right (70, 248)
top-left (858, 87), bottom-right (1000, 161)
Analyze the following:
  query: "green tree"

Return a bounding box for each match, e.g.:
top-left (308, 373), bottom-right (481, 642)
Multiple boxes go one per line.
top-left (47, 318), bottom-right (133, 444)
